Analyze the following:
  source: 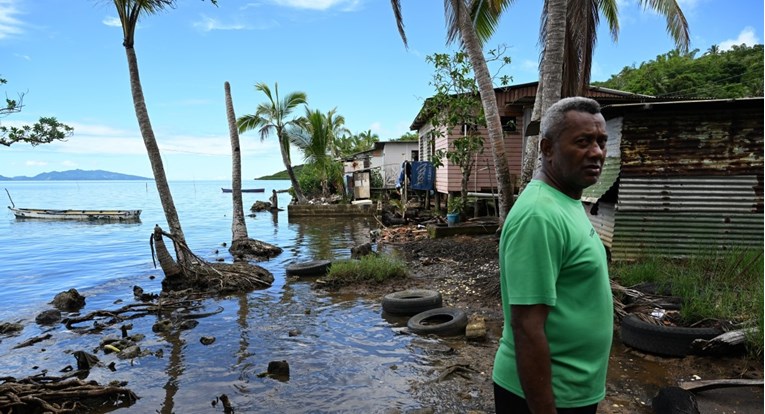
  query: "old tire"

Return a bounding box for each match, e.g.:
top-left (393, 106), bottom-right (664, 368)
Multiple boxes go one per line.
top-left (620, 314), bottom-right (723, 357)
top-left (407, 307), bottom-right (468, 337)
top-left (285, 260), bottom-right (332, 277)
top-left (382, 289), bottom-right (442, 316)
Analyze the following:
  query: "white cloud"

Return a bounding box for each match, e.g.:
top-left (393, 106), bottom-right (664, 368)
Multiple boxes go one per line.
top-left (61, 160), bottom-right (78, 168)
top-left (13, 52), bottom-right (29, 60)
top-left (193, 15), bottom-right (257, 31)
top-left (267, 0), bottom-right (361, 11)
top-left (0, 0), bottom-right (24, 40)
top-left (102, 16), bottom-right (122, 28)
top-left (718, 27), bottom-right (759, 51)
top-left (25, 160), bottom-right (47, 167)
top-left (519, 59), bottom-right (538, 73)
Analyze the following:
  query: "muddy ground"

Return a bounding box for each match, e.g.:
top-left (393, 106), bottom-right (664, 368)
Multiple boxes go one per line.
top-left (337, 231), bottom-right (764, 413)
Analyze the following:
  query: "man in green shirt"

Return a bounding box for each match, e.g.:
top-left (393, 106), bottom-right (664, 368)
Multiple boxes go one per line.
top-left (493, 97), bottom-right (613, 413)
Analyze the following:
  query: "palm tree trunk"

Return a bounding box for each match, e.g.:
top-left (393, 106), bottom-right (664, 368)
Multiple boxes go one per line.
top-left (225, 81), bottom-right (249, 243)
top-left (125, 45), bottom-right (188, 267)
top-left (280, 135), bottom-right (306, 203)
top-left (451, 0), bottom-right (514, 221)
top-left (519, 0), bottom-right (567, 191)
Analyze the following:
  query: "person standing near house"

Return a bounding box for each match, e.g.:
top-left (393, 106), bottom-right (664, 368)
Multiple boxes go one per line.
top-left (493, 97), bottom-right (613, 413)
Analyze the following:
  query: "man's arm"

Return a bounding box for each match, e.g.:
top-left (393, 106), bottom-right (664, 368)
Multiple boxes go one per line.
top-left (511, 304), bottom-right (556, 414)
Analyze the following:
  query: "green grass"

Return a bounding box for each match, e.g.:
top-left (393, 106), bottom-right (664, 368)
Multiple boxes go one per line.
top-left (319, 254), bottom-right (408, 288)
top-left (611, 247), bottom-right (764, 357)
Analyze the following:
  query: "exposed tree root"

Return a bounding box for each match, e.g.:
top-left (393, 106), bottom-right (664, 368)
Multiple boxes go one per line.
top-left (229, 238), bottom-right (283, 262)
top-left (0, 374), bottom-right (138, 413)
top-left (150, 226), bottom-right (274, 294)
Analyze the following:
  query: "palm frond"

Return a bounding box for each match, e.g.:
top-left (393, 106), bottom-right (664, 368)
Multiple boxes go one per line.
top-left (236, 114), bottom-right (264, 135)
top-left (390, 0), bottom-right (408, 47)
top-left (639, 0), bottom-right (690, 52)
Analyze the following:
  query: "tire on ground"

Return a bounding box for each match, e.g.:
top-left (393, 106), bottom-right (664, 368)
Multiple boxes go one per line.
top-left (407, 307), bottom-right (468, 337)
top-left (382, 289), bottom-right (442, 316)
top-left (285, 260), bottom-right (332, 277)
top-left (620, 314), bottom-right (723, 357)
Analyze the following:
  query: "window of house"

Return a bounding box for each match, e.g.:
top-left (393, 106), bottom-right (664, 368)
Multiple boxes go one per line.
top-left (411, 150), bottom-right (419, 161)
top-left (501, 116), bottom-right (517, 133)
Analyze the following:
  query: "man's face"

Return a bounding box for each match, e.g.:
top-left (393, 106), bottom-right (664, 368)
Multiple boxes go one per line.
top-left (541, 110), bottom-right (607, 198)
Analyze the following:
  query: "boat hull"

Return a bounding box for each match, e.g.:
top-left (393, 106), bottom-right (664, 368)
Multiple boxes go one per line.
top-left (221, 188), bottom-right (265, 193)
top-left (9, 207), bottom-right (142, 221)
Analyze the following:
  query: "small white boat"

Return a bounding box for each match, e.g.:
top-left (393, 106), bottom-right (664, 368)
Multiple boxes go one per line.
top-left (8, 207), bottom-right (141, 221)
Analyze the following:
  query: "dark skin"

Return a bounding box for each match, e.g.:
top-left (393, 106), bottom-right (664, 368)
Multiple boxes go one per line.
top-left (512, 110), bottom-right (607, 413)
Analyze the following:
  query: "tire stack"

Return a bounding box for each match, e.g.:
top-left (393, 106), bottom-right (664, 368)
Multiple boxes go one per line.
top-left (382, 289), bottom-right (468, 337)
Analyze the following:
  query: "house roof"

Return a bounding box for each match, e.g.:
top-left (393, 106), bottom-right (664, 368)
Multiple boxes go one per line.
top-left (601, 97), bottom-right (764, 117)
top-left (342, 140), bottom-right (419, 161)
top-left (409, 81), bottom-right (661, 130)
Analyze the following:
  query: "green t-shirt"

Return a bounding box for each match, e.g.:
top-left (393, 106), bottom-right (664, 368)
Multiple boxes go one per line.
top-left (492, 180), bottom-right (613, 408)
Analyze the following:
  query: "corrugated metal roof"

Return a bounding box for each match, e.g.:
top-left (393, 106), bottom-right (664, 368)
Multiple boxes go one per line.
top-left (611, 176), bottom-right (764, 260)
top-left (582, 117), bottom-right (623, 202)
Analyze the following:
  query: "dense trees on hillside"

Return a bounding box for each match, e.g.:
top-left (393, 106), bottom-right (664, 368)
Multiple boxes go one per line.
top-left (593, 44), bottom-right (763, 98)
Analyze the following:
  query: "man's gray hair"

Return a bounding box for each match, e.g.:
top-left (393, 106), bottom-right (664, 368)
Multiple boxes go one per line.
top-left (540, 97), bottom-right (601, 141)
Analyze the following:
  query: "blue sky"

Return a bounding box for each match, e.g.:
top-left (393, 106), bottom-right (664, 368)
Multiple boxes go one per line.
top-left (1, 0), bottom-right (762, 180)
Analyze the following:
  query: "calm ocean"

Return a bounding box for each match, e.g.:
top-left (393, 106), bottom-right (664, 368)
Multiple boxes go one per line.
top-left (0, 180), bottom-right (431, 412)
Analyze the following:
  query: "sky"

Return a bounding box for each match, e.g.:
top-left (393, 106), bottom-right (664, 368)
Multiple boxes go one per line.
top-left (1, 0), bottom-right (762, 181)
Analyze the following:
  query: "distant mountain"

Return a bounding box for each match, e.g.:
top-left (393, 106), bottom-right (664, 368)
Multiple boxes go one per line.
top-left (2, 169), bottom-right (152, 181)
top-left (256, 164), bottom-right (304, 180)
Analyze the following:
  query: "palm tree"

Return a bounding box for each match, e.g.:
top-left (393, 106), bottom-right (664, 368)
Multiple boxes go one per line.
top-left (290, 108), bottom-right (335, 197)
top-left (113, 0), bottom-right (189, 276)
top-left (325, 108), bottom-right (350, 159)
top-left (113, 1), bottom-right (274, 291)
top-left (224, 81), bottom-right (283, 260)
top-left (237, 82), bottom-right (308, 204)
top-left (518, 0), bottom-right (690, 189)
top-left (391, 0), bottom-right (516, 221)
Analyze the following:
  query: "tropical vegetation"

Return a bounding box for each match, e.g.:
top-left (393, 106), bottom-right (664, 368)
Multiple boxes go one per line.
top-left (237, 82), bottom-right (308, 204)
top-left (593, 44), bottom-right (764, 98)
top-left (0, 76), bottom-right (73, 147)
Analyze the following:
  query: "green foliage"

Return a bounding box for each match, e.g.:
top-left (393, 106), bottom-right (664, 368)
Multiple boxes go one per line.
top-left (447, 195), bottom-right (464, 214)
top-left (319, 254), bottom-right (408, 288)
top-left (593, 44), bottom-right (764, 98)
top-left (256, 164), bottom-right (304, 180)
top-left (335, 129), bottom-right (379, 158)
top-left (611, 247), bottom-right (764, 357)
top-left (394, 131), bottom-right (418, 141)
top-left (1, 76), bottom-right (74, 147)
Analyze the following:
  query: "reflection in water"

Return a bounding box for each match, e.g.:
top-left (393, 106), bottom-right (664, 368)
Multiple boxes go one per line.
top-left (287, 216), bottom-right (375, 261)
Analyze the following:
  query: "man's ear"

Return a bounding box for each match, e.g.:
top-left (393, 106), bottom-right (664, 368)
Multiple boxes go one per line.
top-left (539, 137), bottom-right (553, 158)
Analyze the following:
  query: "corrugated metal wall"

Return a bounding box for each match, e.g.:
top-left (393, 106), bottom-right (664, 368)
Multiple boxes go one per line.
top-left (611, 176), bottom-right (763, 260)
top-left (600, 98), bottom-right (764, 260)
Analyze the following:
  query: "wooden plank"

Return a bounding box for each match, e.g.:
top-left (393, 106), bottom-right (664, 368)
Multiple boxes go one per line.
top-left (679, 379), bottom-right (764, 392)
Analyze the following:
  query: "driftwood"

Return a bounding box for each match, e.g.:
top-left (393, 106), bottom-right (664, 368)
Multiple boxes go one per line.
top-left (13, 333), bottom-right (52, 349)
top-left (691, 328), bottom-right (758, 355)
top-left (0, 374), bottom-right (137, 413)
top-left (679, 378), bottom-right (764, 392)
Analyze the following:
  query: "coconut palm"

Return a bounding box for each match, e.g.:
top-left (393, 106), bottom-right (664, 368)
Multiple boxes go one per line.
top-left (518, 0), bottom-right (690, 188)
top-left (391, 0), bottom-right (516, 221)
top-left (224, 81), bottom-right (283, 260)
top-left (113, 0), bottom-right (274, 290)
top-left (237, 82), bottom-right (307, 204)
top-left (290, 108), bottom-right (337, 197)
top-left (113, 0), bottom-right (189, 276)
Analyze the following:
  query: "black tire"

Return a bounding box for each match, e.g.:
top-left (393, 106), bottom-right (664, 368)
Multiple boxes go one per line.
top-left (285, 260), bottom-right (332, 277)
top-left (620, 314), bottom-right (722, 357)
top-left (382, 289), bottom-right (443, 316)
top-left (407, 307), bottom-right (468, 337)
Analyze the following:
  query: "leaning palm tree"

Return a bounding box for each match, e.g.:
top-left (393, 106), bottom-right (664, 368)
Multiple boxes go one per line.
top-left (518, 0), bottom-right (690, 189)
top-left (391, 0), bottom-right (516, 221)
top-left (224, 81), bottom-right (282, 261)
top-left (237, 82), bottom-right (307, 204)
top-left (113, 0), bottom-right (273, 291)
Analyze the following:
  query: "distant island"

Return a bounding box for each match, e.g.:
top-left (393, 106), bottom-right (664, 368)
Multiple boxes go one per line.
top-left (0, 169), bottom-right (152, 181)
top-left (256, 164), bottom-right (304, 180)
